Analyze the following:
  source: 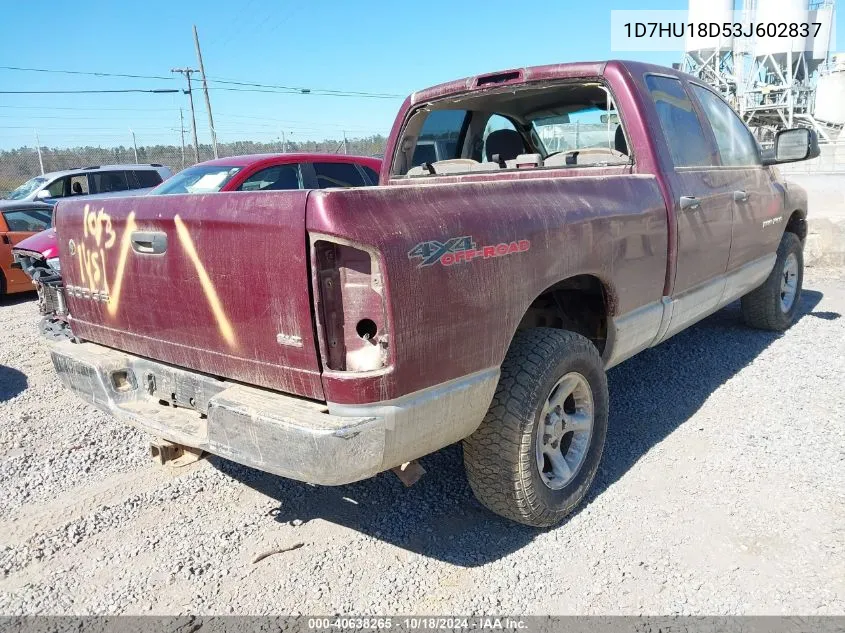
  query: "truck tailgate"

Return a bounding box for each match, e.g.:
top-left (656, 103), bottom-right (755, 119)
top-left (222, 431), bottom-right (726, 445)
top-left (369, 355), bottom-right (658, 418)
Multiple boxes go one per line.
top-left (55, 192), bottom-right (324, 400)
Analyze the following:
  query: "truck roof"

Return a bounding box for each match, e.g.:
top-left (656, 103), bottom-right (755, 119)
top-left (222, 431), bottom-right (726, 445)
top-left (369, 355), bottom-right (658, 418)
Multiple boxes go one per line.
top-left (408, 60), bottom-right (692, 106)
top-left (197, 153), bottom-right (382, 168)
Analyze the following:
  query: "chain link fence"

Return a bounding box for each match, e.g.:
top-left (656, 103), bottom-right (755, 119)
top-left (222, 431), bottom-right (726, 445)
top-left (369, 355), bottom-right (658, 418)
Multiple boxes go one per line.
top-left (0, 136), bottom-right (388, 197)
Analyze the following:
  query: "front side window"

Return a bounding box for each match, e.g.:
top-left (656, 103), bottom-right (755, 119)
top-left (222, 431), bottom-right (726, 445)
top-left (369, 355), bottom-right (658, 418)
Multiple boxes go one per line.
top-left (150, 165), bottom-right (241, 195)
top-left (313, 162), bottom-right (366, 188)
top-left (691, 85), bottom-right (760, 167)
top-left (45, 177), bottom-right (67, 198)
top-left (3, 209), bottom-right (52, 232)
top-left (237, 164), bottom-right (301, 191)
top-left (6, 177), bottom-right (47, 201)
top-left (646, 75), bottom-right (716, 167)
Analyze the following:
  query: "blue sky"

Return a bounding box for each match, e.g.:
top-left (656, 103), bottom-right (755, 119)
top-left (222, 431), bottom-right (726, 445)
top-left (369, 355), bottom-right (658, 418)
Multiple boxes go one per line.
top-left (0, 0), bottom-right (840, 149)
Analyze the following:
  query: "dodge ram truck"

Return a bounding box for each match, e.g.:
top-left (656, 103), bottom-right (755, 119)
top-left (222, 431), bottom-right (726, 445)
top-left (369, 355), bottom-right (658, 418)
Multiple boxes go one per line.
top-left (47, 61), bottom-right (817, 527)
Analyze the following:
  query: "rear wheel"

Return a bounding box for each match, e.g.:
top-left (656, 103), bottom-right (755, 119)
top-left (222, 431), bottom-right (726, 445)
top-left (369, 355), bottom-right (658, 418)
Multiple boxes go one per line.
top-left (463, 329), bottom-right (608, 527)
top-left (741, 232), bottom-right (803, 331)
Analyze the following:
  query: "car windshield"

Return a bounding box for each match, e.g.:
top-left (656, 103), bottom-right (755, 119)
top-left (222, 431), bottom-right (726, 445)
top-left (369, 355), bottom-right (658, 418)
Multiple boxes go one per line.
top-left (530, 105), bottom-right (622, 157)
top-left (149, 165), bottom-right (241, 195)
top-left (6, 176), bottom-right (48, 200)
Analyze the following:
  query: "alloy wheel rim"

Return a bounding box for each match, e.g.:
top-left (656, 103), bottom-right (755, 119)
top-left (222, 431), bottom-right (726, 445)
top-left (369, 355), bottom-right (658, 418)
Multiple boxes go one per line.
top-left (780, 253), bottom-right (799, 313)
top-left (535, 372), bottom-right (594, 490)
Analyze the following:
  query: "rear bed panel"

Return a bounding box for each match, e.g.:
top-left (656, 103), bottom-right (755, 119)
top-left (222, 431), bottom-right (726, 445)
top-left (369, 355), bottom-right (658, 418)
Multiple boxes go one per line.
top-left (307, 171), bottom-right (668, 405)
top-left (55, 192), bottom-right (324, 400)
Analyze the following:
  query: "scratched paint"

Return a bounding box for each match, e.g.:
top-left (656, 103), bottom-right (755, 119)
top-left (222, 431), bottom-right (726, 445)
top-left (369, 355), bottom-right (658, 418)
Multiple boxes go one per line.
top-left (173, 215), bottom-right (238, 349)
top-left (75, 204), bottom-right (117, 298)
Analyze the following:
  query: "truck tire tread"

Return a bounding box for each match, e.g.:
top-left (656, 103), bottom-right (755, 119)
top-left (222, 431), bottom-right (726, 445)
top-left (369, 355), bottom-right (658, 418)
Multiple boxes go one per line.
top-left (741, 232), bottom-right (803, 331)
top-left (463, 328), bottom-right (608, 527)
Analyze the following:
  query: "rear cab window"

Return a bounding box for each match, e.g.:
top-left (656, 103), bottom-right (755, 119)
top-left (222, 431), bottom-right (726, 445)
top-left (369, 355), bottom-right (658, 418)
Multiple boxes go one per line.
top-left (393, 81), bottom-right (632, 177)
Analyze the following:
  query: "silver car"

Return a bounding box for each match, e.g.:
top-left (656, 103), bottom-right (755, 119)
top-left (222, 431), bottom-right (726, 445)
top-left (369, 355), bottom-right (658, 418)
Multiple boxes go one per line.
top-left (5, 164), bottom-right (173, 204)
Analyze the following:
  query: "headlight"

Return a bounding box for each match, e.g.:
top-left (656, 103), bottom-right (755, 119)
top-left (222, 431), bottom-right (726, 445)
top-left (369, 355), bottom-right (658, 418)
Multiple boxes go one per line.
top-left (47, 257), bottom-right (61, 272)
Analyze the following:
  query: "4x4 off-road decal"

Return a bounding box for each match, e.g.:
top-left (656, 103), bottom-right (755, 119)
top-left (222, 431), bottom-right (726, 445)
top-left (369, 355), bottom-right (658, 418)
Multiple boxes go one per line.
top-left (408, 236), bottom-right (530, 268)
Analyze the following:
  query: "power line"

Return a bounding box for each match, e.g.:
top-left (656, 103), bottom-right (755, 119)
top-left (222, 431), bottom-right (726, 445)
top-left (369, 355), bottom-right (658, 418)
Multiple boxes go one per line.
top-left (0, 65), bottom-right (175, 81)
top-left (209, 86), bottom-right (400, 99)
top-left (0, 64), bottom-right (403, 99)
top-left (207, 77), bottom-right (402, 98)
top-left (0, 105), bottom-right (178, 112)
top-left (0, 89), bottom-right (180, 94)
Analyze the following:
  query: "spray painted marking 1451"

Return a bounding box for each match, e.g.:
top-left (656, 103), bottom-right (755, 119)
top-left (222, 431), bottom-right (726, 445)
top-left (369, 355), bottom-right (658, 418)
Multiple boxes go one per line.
top-left (408, 235), bottom-right (531, 268)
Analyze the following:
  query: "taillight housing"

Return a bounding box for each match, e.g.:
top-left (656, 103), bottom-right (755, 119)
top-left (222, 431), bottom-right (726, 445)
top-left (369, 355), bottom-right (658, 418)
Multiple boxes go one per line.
top-left (312, 237), bottom-right (389, 372)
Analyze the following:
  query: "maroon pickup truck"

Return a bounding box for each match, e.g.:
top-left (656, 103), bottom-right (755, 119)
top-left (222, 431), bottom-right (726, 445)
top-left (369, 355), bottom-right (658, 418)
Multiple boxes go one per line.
top-left (47, 61), bottom-right (816, 527)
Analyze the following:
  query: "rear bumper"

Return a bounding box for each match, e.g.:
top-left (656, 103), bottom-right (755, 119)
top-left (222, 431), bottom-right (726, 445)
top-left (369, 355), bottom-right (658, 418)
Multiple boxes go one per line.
top-left (49, 340), bottom-right (498, 485)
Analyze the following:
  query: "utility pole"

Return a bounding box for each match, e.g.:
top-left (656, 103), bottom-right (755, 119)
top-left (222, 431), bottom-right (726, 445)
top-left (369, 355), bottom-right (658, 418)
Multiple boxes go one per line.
top-left (34, 130), bottom-right (44, 175)
top-left (129, 128), bottom-right (139, 163)
top-left (179, 109), bottom-right (186, 169)
top-left (342, 131), bottom-right (348, 155)
top-left (281, 130), bottom-right (287, 152)
top-left (171, 68), bottom-right (200, 163)
top-left (193, 25), bottom-right (218, 159)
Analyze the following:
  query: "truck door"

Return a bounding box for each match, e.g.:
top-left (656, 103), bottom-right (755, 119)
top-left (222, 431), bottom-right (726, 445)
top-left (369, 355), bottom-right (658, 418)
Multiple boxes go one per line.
top-left (688, 83), bottom-right (785, 271)
top-left (644, 74), bottom-right (734, 334)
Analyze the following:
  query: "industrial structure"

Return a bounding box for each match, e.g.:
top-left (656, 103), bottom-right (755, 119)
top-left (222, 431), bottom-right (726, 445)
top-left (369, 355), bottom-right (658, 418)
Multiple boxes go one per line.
top-left (682, 0), bottom-right (842, 144)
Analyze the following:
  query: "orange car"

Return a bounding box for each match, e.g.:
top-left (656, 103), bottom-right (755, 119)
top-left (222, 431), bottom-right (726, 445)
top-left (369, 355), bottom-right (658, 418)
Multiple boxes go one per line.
top-left (0, 201), bottom-right (53, 296)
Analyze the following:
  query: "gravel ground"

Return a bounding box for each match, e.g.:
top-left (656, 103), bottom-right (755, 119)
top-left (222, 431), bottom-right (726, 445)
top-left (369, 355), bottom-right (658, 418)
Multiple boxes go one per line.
top-left (1, 269), bottom-right (843, 615)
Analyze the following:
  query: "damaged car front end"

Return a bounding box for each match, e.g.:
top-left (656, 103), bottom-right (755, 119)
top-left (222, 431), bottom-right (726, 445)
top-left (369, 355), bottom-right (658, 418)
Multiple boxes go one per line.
top-left (13, 229), bottom-right (74, 341)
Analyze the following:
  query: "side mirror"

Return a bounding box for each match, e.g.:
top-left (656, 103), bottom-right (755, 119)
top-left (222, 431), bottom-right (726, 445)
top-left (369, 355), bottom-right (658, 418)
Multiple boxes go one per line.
top-left (764, 128), bottom-right (820, 165)
top-left (35, 189), bottom-right (52, 200)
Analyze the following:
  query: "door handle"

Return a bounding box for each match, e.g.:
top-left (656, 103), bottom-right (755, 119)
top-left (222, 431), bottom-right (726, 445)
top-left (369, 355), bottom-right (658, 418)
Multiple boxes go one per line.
top-left (130, 231), bottom-right (167, 254)
top-left (679, 196), bottom-right (701, 211)
top-left (734, 190), bottom-right (749, 202)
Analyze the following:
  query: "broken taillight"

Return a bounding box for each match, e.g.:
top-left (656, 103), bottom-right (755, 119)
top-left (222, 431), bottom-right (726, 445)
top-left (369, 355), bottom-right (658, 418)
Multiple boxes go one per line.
top-left (312, 238), bottom-right (389, 372)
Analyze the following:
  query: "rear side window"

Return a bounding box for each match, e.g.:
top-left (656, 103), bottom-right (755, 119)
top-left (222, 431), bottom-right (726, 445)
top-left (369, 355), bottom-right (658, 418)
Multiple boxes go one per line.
top-left (237, 165), bottom-right (302, 191)
top-left (645, 75), bottom-right (715, 167)
top-left (313, 162), bottom-right (366, 188)
top-left (90, 171), bottom-right (129, 194)
top-left (70, 175), bottom-right (89, 196)
top-left (690, 85), bottom-right (760, 167)
top-left (3, 209), bottom-right (52, 232)
top-left (360, 166), bottom-right (380, 185)
top-left (412, 110), bottom-right (466, 167)
top-left (134, 169), bottom-right (164, 188)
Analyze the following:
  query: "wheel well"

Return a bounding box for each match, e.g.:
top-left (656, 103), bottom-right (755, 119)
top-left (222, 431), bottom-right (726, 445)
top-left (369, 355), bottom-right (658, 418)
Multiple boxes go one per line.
top-left (516, 275), bottom-right (608, 353)
top-left (785, 210), bottom-right (807, 243)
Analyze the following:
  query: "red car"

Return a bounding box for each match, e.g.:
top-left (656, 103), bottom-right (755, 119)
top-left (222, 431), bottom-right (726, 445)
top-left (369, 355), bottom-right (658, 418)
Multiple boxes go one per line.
top-left (13, 152), bottom-right (381, 319)
top-left (148, 152), bottom-right (381, 195)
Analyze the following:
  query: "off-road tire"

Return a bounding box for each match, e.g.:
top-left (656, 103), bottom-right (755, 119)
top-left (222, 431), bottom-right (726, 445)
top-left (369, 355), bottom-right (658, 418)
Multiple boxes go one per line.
top-left (0, 271), bottom-right (6, 297)
top-left (741, 232), bottom-right (803, 331)
top-left (463, 328), bottom-right (608, 527)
